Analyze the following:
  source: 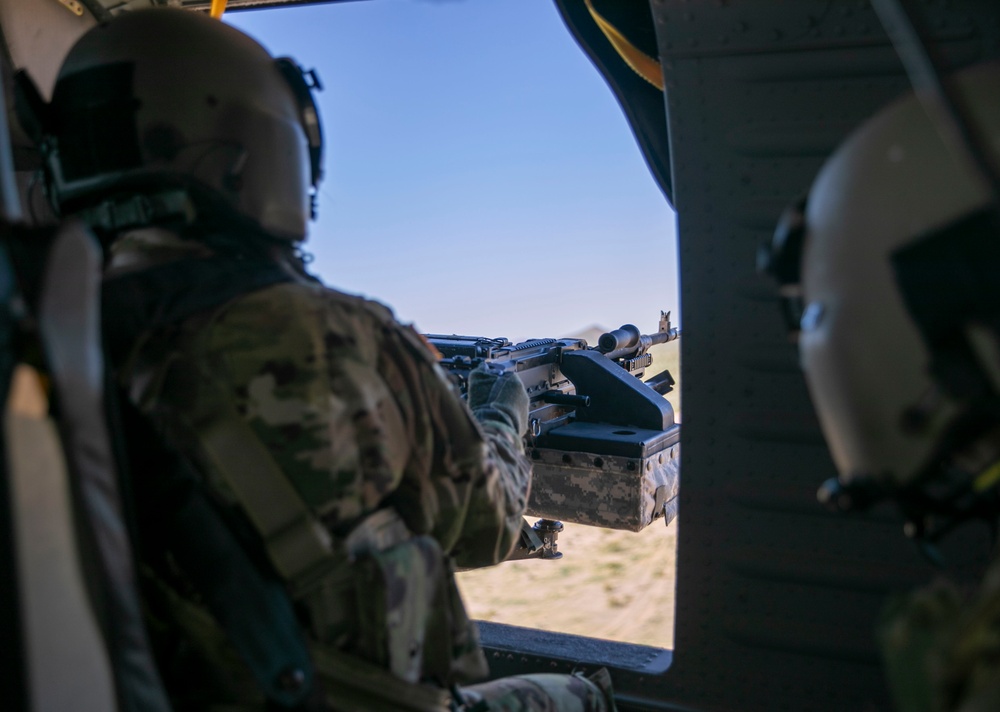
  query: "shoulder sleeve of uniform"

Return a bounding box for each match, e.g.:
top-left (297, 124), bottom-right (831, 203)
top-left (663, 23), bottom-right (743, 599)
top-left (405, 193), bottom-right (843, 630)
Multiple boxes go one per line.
top-left (203, 284), bottom-right (415, 529)
top-left (373, 318), bottom-right (531, 568)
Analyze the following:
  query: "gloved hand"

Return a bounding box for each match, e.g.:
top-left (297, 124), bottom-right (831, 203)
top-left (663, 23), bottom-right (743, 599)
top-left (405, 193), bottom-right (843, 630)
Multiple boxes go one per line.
top-left (467, 363), bottom-right (529, 440)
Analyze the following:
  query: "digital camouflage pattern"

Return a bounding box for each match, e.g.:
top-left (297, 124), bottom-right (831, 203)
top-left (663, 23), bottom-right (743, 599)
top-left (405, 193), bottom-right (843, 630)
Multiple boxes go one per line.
top-left (880, 555), bottom-right (1000, 712)
top-left (112, 232), bottom-right (613, 710)
top-left (463, 668), bottom-right (617, 711)
top-left (526, 444), bottom-right (679, 531)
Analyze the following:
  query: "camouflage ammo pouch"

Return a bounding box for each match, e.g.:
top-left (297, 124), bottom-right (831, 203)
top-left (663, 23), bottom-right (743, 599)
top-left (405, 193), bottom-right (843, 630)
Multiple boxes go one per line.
top-left (342, 508), bottom-right (488, 688)
top-left (346, 509), bottom-right (444, 682)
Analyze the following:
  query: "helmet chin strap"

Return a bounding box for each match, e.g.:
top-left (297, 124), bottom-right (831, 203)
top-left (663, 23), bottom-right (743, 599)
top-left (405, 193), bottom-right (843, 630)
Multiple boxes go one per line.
top-left (819, 452), bottom-right (1000, 566)
top-left (899, 467), bottom-right (1000, 567)
top-left (75, 189), bottom-right (197, 233)
top-left (817, 475), bottom-right (890, 514)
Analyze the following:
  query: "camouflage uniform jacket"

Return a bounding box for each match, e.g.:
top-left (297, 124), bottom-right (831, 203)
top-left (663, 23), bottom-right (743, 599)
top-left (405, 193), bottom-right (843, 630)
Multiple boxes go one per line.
top-left (108, 230), bottom-right (533, 691)
top-left (881, 552), bottom-right (1000, 712)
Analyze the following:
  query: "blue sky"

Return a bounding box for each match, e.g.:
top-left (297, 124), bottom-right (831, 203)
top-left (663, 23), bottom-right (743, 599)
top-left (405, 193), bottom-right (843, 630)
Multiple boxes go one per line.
top-left (228, 0), bottom-right (677, 342)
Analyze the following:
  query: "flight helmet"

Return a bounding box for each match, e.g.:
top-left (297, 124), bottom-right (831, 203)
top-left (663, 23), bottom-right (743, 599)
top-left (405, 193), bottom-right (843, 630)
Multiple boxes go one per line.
top-left (36, 7), bottom-right (323, 241)
top-left (770, 61), bottom-right (1000, 529)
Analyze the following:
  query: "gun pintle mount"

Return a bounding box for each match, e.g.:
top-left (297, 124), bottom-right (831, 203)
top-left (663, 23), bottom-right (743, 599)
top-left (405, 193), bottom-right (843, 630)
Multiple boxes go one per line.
top-left (426, 311), bottom-right (680, 535)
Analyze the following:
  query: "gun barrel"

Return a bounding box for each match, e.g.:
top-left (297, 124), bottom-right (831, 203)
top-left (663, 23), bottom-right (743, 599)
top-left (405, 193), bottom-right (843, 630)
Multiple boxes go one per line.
top-left (646, 328), bottom-right (681, 346)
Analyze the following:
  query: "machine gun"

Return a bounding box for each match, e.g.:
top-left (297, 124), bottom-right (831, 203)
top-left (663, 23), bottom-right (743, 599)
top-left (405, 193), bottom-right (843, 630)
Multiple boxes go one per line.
top-left (426, 312), bottom-right (681, 557)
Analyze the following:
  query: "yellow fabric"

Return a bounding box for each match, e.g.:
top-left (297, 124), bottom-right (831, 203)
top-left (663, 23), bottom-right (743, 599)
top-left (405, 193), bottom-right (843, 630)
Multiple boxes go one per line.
top-left (974, 460), bottom-right (1000, 492)
top-left (584, 0), bottom-right (663, 91)
top-left (210, 0), bottom-right (228, 19)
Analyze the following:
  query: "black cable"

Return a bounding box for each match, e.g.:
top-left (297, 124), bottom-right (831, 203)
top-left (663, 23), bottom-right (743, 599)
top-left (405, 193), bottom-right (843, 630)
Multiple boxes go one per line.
top-left (872, 0), bottom-right (1000, 212)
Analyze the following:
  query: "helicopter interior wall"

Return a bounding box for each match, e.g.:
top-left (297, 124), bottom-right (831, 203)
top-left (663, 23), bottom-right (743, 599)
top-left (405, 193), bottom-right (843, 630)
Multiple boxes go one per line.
top-left (479, 1), bottom-right (1000, 710)
top-left (661, 1), bottom-right (997, 710)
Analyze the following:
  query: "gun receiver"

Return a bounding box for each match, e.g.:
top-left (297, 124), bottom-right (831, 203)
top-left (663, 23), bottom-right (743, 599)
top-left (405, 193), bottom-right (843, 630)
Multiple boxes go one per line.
top-left (426, 312), bottom-right (680, 533)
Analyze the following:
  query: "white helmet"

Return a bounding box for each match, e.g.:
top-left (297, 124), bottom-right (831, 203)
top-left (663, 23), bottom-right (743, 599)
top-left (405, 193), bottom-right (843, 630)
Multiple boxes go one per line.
top-left (35, 7), bottom-right (323, 241)
top-left (771, 61), bottom-right (1000, 523)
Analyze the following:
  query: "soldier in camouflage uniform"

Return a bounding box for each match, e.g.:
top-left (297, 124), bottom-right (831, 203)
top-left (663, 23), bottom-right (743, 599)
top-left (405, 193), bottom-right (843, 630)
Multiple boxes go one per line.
top-left (768, 61), bottom-right (1000, 712)
top-left (33, 8), bottom-right (615, 711)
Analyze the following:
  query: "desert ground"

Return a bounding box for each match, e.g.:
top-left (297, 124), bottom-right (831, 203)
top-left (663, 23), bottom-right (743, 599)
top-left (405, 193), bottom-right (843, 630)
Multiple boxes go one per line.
top-left (456, 518), bottom-right (678, 649)
top-left (456, 338), bottom-right (680, 650)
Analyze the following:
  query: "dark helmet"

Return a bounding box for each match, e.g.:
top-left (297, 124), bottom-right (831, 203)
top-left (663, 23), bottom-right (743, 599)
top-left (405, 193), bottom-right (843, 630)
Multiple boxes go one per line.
top-left (40, 8), bottom-right (323, 241)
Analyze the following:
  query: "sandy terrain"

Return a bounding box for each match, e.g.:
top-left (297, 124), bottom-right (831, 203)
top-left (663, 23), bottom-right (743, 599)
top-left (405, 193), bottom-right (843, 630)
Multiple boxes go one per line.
top-left (456, 518), bottom-right (678, 649)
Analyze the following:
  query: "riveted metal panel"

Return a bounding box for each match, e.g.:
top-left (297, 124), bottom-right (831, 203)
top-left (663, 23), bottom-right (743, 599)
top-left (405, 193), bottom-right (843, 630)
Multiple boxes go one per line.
top-left (649, 1), bottom-right (1000, 711)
